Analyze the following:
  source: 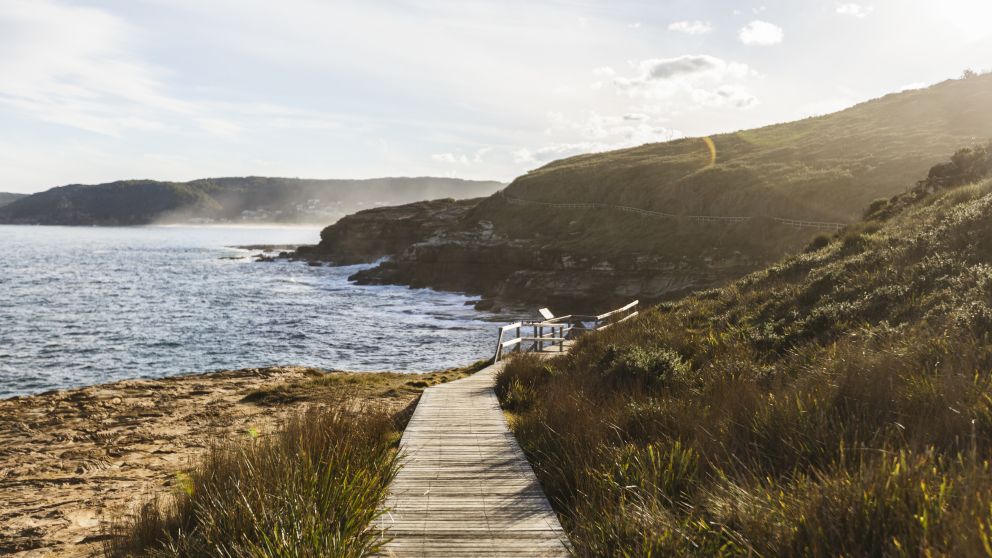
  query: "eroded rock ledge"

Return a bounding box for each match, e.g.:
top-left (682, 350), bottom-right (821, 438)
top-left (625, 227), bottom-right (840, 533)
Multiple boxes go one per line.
top-left (291, 197), bottom-right (769, 312)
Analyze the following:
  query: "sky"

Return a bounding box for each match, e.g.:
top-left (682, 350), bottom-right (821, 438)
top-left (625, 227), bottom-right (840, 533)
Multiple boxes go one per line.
top-left (1, 0), bottom-right (990, 193)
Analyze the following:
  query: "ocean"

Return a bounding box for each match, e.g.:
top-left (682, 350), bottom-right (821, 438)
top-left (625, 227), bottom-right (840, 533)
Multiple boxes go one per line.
top-left (0, 225), bottom-right (497, 398)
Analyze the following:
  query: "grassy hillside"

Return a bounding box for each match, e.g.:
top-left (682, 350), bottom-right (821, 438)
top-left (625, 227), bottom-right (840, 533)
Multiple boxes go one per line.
top-left (0, 177), bottom-right (503, 226)
top-left (496, 144), bottom-right (992, 555)
top-left (503, 73), bottom-right (992, 224)
top-left (468, 74), bottom-right (992, 258)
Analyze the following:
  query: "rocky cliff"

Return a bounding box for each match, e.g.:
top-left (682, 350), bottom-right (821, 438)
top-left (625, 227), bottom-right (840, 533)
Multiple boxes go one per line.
top-left (294, 197), bottom-right (482, 264)
top-left (350, 232), bottom-right (769, 312)
top-left (301, 196), bottom-right (776, 312)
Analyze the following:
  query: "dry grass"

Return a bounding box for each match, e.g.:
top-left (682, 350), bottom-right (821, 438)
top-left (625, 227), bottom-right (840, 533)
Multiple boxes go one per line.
top-left (103, 399), bottom-right (398, 557)
top-left (497, 148), bottom-right (992, 556)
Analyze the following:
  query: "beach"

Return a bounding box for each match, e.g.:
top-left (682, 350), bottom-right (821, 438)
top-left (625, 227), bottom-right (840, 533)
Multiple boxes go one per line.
top-left (0, 365), bottom-right (448, 557)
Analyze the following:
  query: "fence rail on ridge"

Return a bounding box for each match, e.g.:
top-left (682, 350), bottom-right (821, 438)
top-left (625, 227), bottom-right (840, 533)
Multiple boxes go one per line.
top-left (493, 300), bottom-right (639, 361)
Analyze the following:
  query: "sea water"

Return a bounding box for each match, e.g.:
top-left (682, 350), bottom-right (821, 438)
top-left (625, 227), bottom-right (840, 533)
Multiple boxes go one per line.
top-left (0, 225), bottom-right (497, 398)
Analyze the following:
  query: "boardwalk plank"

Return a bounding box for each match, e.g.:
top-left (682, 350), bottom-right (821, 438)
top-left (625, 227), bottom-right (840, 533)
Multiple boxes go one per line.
top-left (376, 362), bottom-right (570, 557)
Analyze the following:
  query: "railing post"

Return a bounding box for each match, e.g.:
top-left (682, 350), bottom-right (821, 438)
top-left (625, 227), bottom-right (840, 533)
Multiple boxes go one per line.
top-left (559, 326), bottom-right (563, 352)
top-left (494, 326), bottom-right (503, 362)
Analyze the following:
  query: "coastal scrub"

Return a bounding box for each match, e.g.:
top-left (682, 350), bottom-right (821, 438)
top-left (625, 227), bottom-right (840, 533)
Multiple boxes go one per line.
top-left (104, 399), bottom-right (399, 557)
top-left (497, 147), bottom-right (992, 556)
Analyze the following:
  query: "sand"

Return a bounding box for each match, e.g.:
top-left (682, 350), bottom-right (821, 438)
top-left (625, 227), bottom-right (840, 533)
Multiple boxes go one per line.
top-left (0, 366), bottom-right (430, 557)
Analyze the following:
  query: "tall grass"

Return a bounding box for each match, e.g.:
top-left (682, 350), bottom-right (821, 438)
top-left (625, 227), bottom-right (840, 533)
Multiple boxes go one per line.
top-left (497, 152), bottom-right (992, 555)
top-left (104, 399), bottom-right (399, 557)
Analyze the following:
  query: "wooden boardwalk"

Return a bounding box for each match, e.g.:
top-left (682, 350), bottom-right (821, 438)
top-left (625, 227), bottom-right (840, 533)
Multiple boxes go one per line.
top-left (376, 361), bottom-right (570, 557)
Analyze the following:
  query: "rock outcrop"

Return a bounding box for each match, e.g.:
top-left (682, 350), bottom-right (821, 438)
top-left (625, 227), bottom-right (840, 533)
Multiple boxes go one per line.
top-left (297, 197), bottom-right (768, 312)
top-left (294, 197), bottom-right (482, 265)
top-left (350, 231), bottom-right (760, 312)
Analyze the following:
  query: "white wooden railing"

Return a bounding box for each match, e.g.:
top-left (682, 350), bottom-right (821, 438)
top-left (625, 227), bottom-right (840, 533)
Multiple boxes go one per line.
top-left (493, 300), bottom-right (639, 361)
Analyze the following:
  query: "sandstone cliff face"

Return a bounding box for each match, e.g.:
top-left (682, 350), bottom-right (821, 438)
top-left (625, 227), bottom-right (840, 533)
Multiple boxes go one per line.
top-left (297, 197), bottom-right (770, 312)
top-left (295, 198), bottom-right (481, 264)
top-left (347, 228), bottom-right (761, 313)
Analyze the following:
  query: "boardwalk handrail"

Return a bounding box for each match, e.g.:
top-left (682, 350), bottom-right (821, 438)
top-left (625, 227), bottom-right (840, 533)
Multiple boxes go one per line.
top-left (499, 190), bottom-right (847, 232)
top-left (494, 300), bottom-right (639, 361)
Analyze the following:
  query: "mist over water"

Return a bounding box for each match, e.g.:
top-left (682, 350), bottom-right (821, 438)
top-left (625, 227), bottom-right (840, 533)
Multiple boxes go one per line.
top-left (0, 225), bottom-right (496, 398)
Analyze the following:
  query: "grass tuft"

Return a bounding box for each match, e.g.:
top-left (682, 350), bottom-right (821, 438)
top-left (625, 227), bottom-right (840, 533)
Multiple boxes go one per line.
top-left (104, 399), bottom-right (399, 557)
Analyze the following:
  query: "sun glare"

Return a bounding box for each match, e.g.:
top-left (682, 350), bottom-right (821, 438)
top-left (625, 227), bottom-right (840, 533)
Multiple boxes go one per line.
top-left (703, 136), bottom-right (717, 167)
top-left (934, 0), bottom-right (992, 40)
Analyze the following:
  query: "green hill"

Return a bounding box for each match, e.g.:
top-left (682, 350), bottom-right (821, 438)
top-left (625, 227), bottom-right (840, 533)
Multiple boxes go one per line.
top-left (474, 73), bottom-right (992, 255)
top-left (504, 74), bottom-right (992, 223)
top-left (0, 192), bottom-right (25, 208)
top-left (328, 74), bottom-right (992, 310)
top-left (0, 177), bottom-right (503, 226)
top-left (496, 143), bottom-right (992, 555)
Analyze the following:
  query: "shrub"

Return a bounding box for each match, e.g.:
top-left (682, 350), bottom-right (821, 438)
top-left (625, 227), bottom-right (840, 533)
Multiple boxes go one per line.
top-left (863, 197), bottom-right (890, 219)
top-left (495, 353), bottom-right (553, 411)
top-left (804, 233), bottom-right (831, 253)
top-left (597, 345), bottom-right (690, 389)
top-left (921, 142), bottom-right (992, 191)
top-left (104, 400), bottom-right (398, 558)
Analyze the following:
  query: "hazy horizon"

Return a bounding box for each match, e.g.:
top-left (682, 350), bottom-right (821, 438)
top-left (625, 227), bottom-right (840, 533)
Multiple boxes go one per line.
top-left (2, 174), bottom-right (506, 195)
top-left (1, 0), bottom-right (990, 194)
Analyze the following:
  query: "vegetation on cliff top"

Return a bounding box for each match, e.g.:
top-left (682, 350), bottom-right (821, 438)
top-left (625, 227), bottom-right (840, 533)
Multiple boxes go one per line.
top-left (497, 144), bottom-right (992, 556)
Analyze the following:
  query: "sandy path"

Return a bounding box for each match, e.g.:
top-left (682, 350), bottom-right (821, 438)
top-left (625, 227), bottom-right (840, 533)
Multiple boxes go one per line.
top-left (0, 366), bottom-right (420, 557)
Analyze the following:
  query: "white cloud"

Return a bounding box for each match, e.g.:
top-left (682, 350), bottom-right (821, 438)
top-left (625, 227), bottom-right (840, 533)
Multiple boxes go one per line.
top-left (0, 0), bottom-right (189, 136)
top-left (616, 55), bottom-right (746, 85)
top-left (667, 20), bottom-right (713, 35)
top-left (599, 55), bottom-right (758, 121)
top-left (836, 3), bottom-right (874, 18)
top-left (627, 22), bottom-right (642, 29)
top-left (691, 85), bottom-right (759, 109)
top-left (431, 148), bottom-right (491, 166)
top-left (0, 0), bottom-right (351, 141)
top-left (738, 20), bottom-right (784, 45)
top-left (513, 111), bottom-right (683, 164)
top-left (432, 152), bottom-right (464, 164)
